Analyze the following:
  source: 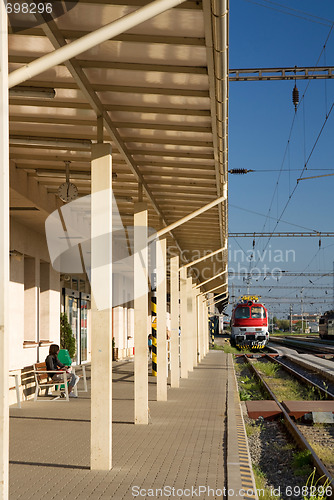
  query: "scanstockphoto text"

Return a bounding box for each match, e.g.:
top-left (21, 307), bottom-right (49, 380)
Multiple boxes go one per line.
top-left (167, 244), bottom-right (296, 281)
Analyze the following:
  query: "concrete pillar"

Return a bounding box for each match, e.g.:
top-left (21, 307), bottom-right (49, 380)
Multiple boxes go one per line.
top-left (0, 3), bottom-right (9, 496)
top-left (205, 303), bottom-right (210, 354)
top-left (134, 203), bottom-right (149, 424)
top-left (197, 294), bottom-right (203, 362)
top-left (156, 238), bottom-right (167, 401)
top-left (192, 286), bottom-right (197, 368)
top-left (170, 256), bottom-right (179, 388)
top-left (202, 298), bottom-right (208, 356)
top-left (90, 143), bottom-right (113, 470)
top-left (180, 267), bottom-right (188, 378)
top-left (186, 277), bottom-right (193, 373)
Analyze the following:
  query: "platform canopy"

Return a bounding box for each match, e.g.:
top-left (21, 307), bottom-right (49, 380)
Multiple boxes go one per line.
top-left (8, 0), bottom-right (228, 294)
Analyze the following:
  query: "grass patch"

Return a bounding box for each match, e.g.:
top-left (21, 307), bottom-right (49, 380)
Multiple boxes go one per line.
top-left (251, 361), bottom-right (321, 401)
top-left (239, 374), bottom-right (264, 400)
top-left (292, 450), bottom-right (313, 476)
top-left (252, 464), bottom-right (283, 500)
top-left (245, 421), bottom-right (262, 437)
top-left (210, 343), bottom-right (225, 350)
top-left (253, 360), bottom-right (280, 377)
top-left (309, 443), bottom-right (334, 466)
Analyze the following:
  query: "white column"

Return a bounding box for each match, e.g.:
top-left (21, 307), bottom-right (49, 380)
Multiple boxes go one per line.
top-left (113, 305), bottom-right (124, 358)
top-left (192, 286), bottom-right (197, 368)
top-left (170, 256), bottom-right (179, 388)
top-left (205, 303), bottom-right (210, 354)
top-left (202, 298), bottom-right (207, 356)
top-left (186, 277), bottom-right (193, 373)
top-left (90, 143), bottom-right (113, 470)
top-left (197, 294), bottom-right (203, 362)
top-left (134, 203), bottom-right (149, 424)
top-left (180, 267), bottom-right (188, 378)
top-left (0, 4), bottom-right (9, 497)
top-left (156, 238), bottom-right (167, 401)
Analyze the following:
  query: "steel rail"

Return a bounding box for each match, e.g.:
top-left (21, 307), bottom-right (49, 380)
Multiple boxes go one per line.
top-left (243, 355), bottom-right (334, 495)
top-left (264, 354), bottom-right (334, 400)
top-left (270, 337), bottom-right (334, 356)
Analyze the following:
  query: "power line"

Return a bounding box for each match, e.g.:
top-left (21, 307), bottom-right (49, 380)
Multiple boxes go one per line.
top-left (229, 204), bottom-right (319, 232)
top-left (257, 22), bottom-right (334, 254)
top-left (242, 0), bottom-right (334, 26)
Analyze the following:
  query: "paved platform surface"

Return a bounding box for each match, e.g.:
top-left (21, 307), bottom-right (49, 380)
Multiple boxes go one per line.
top-left (9, 351), bottom-right (255, 500)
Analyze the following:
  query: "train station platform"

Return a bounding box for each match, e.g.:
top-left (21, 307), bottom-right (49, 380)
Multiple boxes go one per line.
top-left (9, 351), bottom-right (257, 500)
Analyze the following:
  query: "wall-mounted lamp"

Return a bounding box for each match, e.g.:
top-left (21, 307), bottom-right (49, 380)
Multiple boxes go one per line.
top-left (9, 250), bottom-right (23, 262)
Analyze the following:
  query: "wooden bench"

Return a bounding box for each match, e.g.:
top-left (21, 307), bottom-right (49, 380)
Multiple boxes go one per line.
top-left (33, 362), bottom-right (69, 401)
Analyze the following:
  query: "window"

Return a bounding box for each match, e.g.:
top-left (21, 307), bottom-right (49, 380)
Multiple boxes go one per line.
top-left (251, 307), bottom-right (266, 319)
top-left (235, 307), bottom-right (250, 319)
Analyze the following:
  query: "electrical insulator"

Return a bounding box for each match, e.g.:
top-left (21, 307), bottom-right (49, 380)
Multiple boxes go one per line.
top-left (292, 84), bottom-right (299, 112)
top-left (229, 169), bottom-right (248, 174)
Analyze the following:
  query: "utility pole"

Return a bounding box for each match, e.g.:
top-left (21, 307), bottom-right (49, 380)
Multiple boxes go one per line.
top-left (301, 289), bottom-right (304, 334)
top-left (333, 261), bottom-right (334, 310)
top-left (289, 304), bottom-right (293, 334)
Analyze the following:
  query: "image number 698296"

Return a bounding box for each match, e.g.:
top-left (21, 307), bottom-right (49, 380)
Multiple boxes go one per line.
top-left (5, 0), bottom-right (79, 32)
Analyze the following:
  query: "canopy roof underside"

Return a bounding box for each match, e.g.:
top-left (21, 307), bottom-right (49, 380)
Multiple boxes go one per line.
top-left (8, 0), bottom-right (228, 293)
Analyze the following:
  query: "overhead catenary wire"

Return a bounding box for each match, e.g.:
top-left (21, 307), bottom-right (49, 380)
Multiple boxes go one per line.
top-left (257, 22), bottom-right (334, 248)
top-left (242, 0), bottom-right (334, 26)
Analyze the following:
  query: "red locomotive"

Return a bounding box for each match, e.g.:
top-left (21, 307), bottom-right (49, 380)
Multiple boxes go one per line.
top-left (230, 296), bottom-right (269, 349)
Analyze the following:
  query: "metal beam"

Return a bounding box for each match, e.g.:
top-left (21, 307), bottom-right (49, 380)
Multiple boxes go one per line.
top-left (10, 115), bottom-right (212, 133)
top-left (229, 272), bottom-right (334, 277)
top-left (10, 98), bottom-right (211, 117)
top-left (9, 56), bottom-right (207, 74)
top-left (13, 79), bottom-right (210, 97)
top-left (229, 66), bottom-right (334, 82)
top-left (229, 232), bottom-right (334, 238)
top-left (148, 195), bottom-right (226, 242)
top-left (53, 0), bottom-right (201, 9)
top-left (234, 285), bottom-right (330, 290)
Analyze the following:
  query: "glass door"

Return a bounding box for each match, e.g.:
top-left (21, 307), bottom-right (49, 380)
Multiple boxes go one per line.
top-left (65, 294), bottom-right (80, 364)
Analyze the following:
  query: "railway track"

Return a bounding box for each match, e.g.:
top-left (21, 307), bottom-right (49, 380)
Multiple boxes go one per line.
top-left (273, 355), bottom-right (334, 396)
top-left (240, 354), bottom-right (334, 497)
top-left (270, 336), bottom-right (334, 355)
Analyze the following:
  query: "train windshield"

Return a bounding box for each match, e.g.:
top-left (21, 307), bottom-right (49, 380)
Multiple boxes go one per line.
top-left (235, 307), bottom-right (250, 319)
top-left (251, 307), bottom-right (266, 319)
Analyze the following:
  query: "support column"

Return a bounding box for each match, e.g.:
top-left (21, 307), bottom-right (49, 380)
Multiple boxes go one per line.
top-left (90, 143), bottom-right (113, 470)
top-left (156, 239), bottom-right (167, 401)
top-left (134, 203), bottom-right (149, 424)
top-left (206, 303), bottom-right (210, 354)
top-left (192, 286), bottom-right (197, 368)
top-left (197, 294), bottom-right (203, 362)
top-left (180, 267), bottom-right (188, 378)
top-left (170, 256), bottom-right (179, 388)
top-left (0, 3), bottom-right (9, 497)
top-left (186, 277), bottom-right (193, 373)
top-left (202, 298), bottom-right (208, 356)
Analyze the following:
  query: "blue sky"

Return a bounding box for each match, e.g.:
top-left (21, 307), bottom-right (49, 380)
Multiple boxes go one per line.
top-left (227, 0), bottom-right (334, 317)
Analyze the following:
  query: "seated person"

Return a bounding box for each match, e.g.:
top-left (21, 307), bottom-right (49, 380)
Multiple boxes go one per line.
top-left (45, 344), bottom-right (80, 398)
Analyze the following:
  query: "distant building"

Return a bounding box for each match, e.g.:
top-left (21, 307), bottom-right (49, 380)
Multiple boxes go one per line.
top-left (288, 313), bottom-right (319, 325)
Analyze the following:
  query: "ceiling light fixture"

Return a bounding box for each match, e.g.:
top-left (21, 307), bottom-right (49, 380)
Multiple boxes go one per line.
top-left (9, 86), bottom-right (56, 99)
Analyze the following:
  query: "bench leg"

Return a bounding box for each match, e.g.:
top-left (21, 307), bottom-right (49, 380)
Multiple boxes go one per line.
top-left (14, 374), bottom-right (21, 408)
top-left (34, 384), bottom-right (39, 401)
